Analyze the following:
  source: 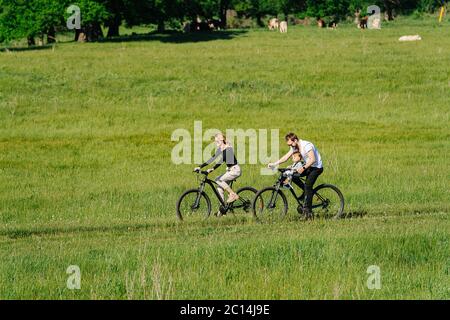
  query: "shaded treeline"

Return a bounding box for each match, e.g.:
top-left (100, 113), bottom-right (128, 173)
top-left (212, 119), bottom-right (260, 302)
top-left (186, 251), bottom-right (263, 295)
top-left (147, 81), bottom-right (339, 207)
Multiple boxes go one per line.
top-left (0, 0), bottom-right (445, 45)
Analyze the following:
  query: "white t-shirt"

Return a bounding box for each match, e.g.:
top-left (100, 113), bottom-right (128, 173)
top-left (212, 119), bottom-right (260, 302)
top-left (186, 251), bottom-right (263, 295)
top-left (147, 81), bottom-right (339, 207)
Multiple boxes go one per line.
top-left (290, 140), bottom-right (323, 169)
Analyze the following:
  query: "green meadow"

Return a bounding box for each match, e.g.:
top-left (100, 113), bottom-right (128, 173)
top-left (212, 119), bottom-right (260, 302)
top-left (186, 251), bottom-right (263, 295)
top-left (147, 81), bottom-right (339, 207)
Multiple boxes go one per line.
top-left (0, 17), bottom-right (449, 299)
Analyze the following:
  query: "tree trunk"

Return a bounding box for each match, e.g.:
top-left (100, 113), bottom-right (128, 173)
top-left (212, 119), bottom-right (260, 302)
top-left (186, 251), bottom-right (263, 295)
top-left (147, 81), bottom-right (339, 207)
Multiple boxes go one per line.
top-left (220, 10), bottom-right (227, 29)
top-left (47, 26), bottom-right (56, 44)
top-left (106, 0), bottom-right (122, 37)
top-left (219, 0), bottom-right (229, 29)
top-left (85, 22), bottom-right (103, 41)
top-left (86, 26), bottom-right (94, 41)
top-left (384, 0), bottom-right (398, 20)
top-left (256, 14), bottom-right (264, 27)
top-left (27, 36), bottom-right (35, 46)
top-left (75, 29), bottom-right (82, 41)
top-left (95, 22), bottom-right (104, 39)
top-left (37, 34), bottom-right (44, 46)
top-left (107, 15), bottom-right (121, 37)
top-left (386, 7), bottom-right (394, 20)
top-left (157, 19), bottom-right (165, 32)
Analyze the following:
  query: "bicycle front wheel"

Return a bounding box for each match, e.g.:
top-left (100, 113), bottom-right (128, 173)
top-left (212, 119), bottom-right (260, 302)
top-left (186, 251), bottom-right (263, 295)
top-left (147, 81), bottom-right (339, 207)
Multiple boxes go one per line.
top-left (311, 184), bottom-right (344, 219)
top-left (252, 187), bottom-right (288, 222)
top-left (176, 189), bottom-right (211, 221)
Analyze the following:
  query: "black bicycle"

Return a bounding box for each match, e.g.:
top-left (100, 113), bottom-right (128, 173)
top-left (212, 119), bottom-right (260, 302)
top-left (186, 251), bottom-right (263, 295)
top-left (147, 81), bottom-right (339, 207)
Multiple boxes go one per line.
top-left (176, 170), bottom-right (257, 221)
top-left (252, 168), bottom-right (344, 222)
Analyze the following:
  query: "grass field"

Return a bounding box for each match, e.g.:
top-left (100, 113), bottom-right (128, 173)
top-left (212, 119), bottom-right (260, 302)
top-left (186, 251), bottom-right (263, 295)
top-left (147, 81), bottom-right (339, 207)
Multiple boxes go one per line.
top-left (0, 16), bottom-right (449, 299)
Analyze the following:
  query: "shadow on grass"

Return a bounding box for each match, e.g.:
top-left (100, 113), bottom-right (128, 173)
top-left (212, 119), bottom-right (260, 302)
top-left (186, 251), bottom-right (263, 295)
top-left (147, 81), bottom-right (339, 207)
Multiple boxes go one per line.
top-left (1, 221), bottom-right (170, 239)
top-left (98, 30), bottom-right (248, 44)
top-left (0, 44), bottom-right (55, 53)
top-left (342, 210), bottom-right (368, 219)
top-left (0, 215), bottom-right (253, 239)
top-left (0, 30), bottom-right (248, 53)
top-left (279, 209), bottom-right (369, 222)
top-left (0, 211), bottom-right (370, 240)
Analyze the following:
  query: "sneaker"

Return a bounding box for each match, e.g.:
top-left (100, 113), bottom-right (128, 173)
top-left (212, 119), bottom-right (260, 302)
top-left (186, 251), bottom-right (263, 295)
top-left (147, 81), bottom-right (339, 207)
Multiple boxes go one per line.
top-left (216, 206), bottom-right (227, 217)
top-left (303, 209), bottom-right (313, 220)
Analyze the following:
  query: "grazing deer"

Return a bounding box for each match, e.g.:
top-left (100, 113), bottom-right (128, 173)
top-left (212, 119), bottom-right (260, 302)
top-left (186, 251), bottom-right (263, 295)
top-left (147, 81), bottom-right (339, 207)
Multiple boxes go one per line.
top-left (355, 10), bottom-right (361, 27)
top-left (359, 16), bottom-right (368, 29)
top-left (279, 21), bottom-right (288, 33)
top-left (328, 20), bottom-right (338, 29)
top-left (268, 18), bottom-right (279, 30)
top-left (317, 17), bottom-right (325, 28)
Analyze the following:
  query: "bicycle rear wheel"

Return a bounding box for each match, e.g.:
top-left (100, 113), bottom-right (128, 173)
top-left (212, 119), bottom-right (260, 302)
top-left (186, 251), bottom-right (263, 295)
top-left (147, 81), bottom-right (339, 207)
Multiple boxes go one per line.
top-left (311, 184), bottom-right (344, 219)
top-left (176, 189), bottom-right (211, 221)
top-left (252, 187), bottom-right (288, 222)
top-left (231, 187), bottom-right (258, 214)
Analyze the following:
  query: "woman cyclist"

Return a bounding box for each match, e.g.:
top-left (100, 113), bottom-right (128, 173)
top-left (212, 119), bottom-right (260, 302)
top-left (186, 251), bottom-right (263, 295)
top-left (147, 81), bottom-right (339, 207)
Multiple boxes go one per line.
top-left (194, 133), bottom-right (241, 204)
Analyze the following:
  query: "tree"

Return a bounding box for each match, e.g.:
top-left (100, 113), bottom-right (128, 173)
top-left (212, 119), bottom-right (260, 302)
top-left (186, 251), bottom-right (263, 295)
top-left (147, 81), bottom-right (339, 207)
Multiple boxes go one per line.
top-left (0, 0), bottom-right (110, 45)
top-left (0, 0), bottom-right (68, 45)
top-left (234, 0), bottom-right (277, 26)
top-left (104, 0), bottom-right (123, 37)
top-left (72, 0), bottom-right (110, 41)
top-left (181, 0), bottom-right (235, 28)
top-left (304, 0), bottom-right (355, 19)
top-left (1, 0), bottom-right (444, 45)
top-left (125, 0), bottom-right (184, 32)
top-left (218, 0), bottom-right (231, 28)
top-left (102, 0), bottom-right (144, 38)
top-left (278, 0), bottom-right (307, 20)
top-left (382, 0), bottom-right (400, 20)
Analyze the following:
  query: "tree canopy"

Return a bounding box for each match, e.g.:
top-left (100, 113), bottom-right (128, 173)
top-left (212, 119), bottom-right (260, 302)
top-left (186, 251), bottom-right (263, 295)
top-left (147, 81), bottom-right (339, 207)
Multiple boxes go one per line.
top-left (0, 0), bottom-right (446, 45)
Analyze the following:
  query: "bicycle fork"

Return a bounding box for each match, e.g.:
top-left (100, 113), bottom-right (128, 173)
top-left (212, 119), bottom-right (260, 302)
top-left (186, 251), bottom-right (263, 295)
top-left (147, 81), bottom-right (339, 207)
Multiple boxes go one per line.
top-left (268, 185), bottom-right (281, 209)
top-left (193, 183), bottom-right (205, 209)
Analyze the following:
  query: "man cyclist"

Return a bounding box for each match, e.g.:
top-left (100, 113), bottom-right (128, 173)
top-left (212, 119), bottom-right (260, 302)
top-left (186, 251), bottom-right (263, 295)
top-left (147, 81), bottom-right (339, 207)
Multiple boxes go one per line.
top-left (268, 132), bottom-right (323, 218)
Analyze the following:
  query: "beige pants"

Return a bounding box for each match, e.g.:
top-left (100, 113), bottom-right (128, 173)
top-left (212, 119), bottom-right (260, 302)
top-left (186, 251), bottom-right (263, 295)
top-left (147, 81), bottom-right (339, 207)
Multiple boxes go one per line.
top-left (215, 165), bottom-right (241, 201)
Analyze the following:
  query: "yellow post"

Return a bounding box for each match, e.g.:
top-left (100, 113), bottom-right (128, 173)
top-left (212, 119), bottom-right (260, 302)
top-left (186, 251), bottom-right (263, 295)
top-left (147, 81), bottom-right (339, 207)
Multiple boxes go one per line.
top-left (439, 6), bottom-right (445, 23)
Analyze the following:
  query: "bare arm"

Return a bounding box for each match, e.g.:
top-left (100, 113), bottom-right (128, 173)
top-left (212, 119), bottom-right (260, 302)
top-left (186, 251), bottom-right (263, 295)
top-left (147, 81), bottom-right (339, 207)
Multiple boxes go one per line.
top-left (199, 148), bottom-right (221, 168)
top-left (268, 149), bottom-right (293, 168)
top-left (297, 150), bottom-right (315, 173)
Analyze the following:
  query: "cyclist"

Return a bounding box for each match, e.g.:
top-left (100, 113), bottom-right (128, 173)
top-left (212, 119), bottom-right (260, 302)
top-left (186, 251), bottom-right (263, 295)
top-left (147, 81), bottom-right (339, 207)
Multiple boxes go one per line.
top-left (194, 132), bottom-right (241, 204)
top-left (281, 150), bottom-right (303, 188)
top-left (268, 132), bottom-right (323, 218)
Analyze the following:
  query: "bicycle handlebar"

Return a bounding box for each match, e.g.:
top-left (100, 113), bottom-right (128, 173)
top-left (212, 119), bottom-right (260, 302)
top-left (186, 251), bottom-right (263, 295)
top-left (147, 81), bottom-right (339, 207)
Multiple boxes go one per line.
top-left (270, 167), bottom-right (304, 180)
top-left (193, 169), bottom-right (209, 175)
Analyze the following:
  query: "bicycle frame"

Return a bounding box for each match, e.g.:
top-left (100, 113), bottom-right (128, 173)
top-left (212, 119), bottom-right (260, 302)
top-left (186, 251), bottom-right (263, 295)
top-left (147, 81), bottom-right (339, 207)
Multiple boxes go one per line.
top-left (272, 173), bottom-right (303, 205)
top-left (270, 171), bottom-right (328, 211)
top-left (194, 172), bottom-right (234, 209)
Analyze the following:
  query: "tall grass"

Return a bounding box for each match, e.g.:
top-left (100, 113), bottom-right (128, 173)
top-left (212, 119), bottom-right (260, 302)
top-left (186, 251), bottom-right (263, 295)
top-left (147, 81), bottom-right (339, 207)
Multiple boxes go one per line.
top-left (0, 17), bottom-right (449, 299)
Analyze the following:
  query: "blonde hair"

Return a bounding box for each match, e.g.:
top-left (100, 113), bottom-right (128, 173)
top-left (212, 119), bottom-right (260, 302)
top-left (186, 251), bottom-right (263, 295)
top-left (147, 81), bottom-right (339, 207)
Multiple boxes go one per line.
top-left (214, 132), bottom-right (227, 144)
top-left (214, 132), bottom-right (231, 148)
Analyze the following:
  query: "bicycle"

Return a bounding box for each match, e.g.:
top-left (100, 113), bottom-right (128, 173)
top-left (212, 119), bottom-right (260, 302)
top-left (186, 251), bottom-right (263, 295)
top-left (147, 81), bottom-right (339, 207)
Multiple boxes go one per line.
top-left (176, 169), bottom-right (258, 221)
top-left (252, 168), bottom-right (344, 222)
